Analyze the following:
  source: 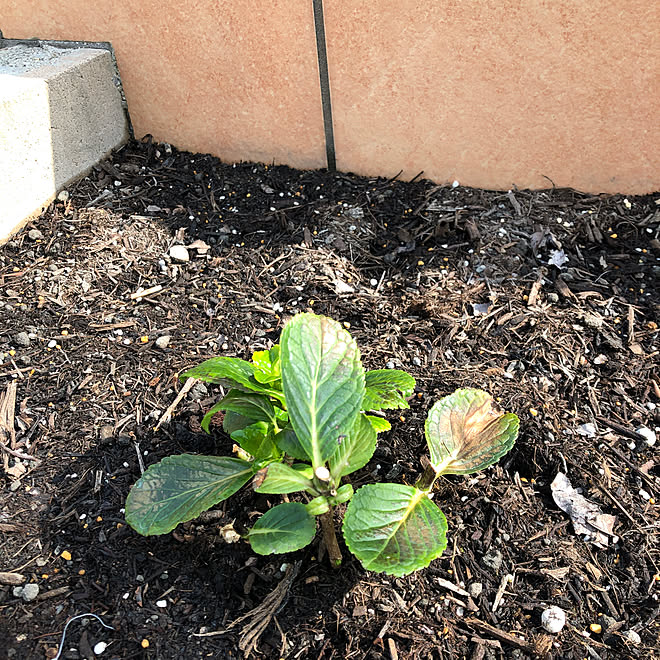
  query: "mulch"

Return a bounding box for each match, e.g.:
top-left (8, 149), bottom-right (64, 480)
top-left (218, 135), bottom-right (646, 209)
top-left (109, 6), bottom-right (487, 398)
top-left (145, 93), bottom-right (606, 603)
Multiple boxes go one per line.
top-left (0, 137), bottom-right (658, 660)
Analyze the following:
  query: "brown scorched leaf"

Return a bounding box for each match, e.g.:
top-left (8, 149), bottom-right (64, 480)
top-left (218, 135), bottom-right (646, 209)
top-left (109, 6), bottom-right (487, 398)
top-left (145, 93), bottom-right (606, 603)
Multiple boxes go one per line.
top-left (425, 388), bottom-right (518, 475)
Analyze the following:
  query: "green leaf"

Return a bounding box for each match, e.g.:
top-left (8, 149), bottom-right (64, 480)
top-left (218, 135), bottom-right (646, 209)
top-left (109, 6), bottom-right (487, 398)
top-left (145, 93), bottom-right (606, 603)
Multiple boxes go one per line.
top-left (425, 388), bottom-right (518, 475)
top-left (281, 313), bottom-right (365, 467)
top-left (362, 370), bottom-right (416, 411)
top-left (203, 391), bottom-right (276, 435)
top-left (274, 427), bottom-right (311, 461)
top-left (215, 389), bottom-right (277, 424)
top-left (366, 415), bottom-right (392, 433)
top-left (125, 455), bottom-right (253, 536)
top-left (343, 483), bottom-right (447, 577)
top-left (201, 400), bottom-right (225, 434)
top-left (329, 483), bottom-right (354, 505)
top-left (252, 345), bottom-right (281, 384)
top-left (231, 422), bottom-right (279, 461)
top-left (248, 502), bottom-right (317, 555)
top-left (306, 496), bottom-right (330, 516)
top-left (223, 410), bottom-right (252, 435)
top-left (329, 413), bottom-right (377, 479)
top-left (255, 462), bottom-right (315, 494)
top-left (180, 356), bottom-right (284, 403)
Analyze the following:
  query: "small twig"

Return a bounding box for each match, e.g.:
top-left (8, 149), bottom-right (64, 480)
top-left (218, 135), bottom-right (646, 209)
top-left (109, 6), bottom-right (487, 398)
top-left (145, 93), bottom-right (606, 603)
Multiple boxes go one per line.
top-left (492, 574), bottom-right (514, 612)
top-left (133, 442), bottom-right (145, 475)
top-left (154, 377), bottom-right (197, 430)
top-left (465, 619), bottom-right (535, 653)
top-left (0, 441), bottom-right (39, 462)
top-left (0, 571), bottom-right (25, 585)
top-left (387, 637), bottom-right (399, 660)
top-left (130, 284), bottom-right (163, 300)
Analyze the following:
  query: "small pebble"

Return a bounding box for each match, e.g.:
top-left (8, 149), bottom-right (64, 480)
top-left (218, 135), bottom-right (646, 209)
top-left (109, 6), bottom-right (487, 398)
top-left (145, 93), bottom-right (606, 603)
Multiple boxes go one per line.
top-left (468, 582), bottom-right (483, 598)
top-left (635, 426), bottom-right (656, 447)
top-left (169, 245), bottom-right (190, 262)
top-left (28, 229), bottom-right (43, 241)
top-left (99, 425), bottom-right (114, 441)
top-left (156, 599), bottom-right (167, 608)
top-left (481, 548), bottom-right (503, 573)
top-left (621, 630), bottom-right (641, 645)
top-left (599, 614), bottom-right (618, 631)
top-left (541, 606), bottom-right (566, 633)
top-left (155, 335), bottom-right (171, 350)
top-left (13, 583), bottom-right (40, 602)
top-left (93, 641), bottom-right (108, 655)
top-left (189, 382), bottom-right (208, 400)
top-left (47, 340), bottom-right (57, 349)
top-left (14, 332), bottom-right (30, 347)
top-left (57, 190), bottom-right (70, 202)
top-left (547, 292), bottom-right (559, 303)
top-left (370, 278), bottom-right (378, 286)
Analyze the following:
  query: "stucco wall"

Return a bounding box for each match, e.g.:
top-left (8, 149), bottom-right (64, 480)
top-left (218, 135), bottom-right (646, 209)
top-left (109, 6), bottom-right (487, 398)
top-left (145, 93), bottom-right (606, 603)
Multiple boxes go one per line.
top-left (1, 1), bottom-right (658, 193)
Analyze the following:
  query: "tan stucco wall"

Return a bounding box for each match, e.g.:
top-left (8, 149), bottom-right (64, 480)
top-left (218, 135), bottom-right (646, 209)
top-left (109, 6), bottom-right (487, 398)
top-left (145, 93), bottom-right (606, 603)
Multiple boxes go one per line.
top-left (2, 1), bottom-right (658, 193)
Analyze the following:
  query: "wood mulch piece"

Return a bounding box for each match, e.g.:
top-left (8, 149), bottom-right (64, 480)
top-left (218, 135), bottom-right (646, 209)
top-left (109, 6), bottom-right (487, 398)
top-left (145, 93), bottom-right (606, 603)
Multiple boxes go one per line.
top-left (0, 137), bottom-right (658, 659)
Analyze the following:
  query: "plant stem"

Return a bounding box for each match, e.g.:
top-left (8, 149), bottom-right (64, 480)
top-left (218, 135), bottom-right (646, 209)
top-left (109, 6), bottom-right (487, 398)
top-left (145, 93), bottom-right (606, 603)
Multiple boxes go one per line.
top-left (319, 508), bottom-right (342, 568)
top-left (415, 463), bottom-right (439, 492)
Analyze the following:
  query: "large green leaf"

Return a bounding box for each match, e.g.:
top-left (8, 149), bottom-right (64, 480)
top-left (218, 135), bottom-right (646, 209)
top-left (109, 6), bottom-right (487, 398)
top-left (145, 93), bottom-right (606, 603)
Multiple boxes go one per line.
top-left (125, 455), bottom-right (253, 536)
top-left (362, 370), bottom-right (416, 411)
top-left (329, 413), bottom-right (377, 479)
top-left (180, 357), bottom-right (284, 403)
top-left (231, 422), bottom-right (280, 461)
top-left (252, 345), bottom-right (281, 384)
top-left (254, 462), bottom-right (315, 494)
top-left (281, 313), bottom-right (365, 468)
top-left (248, 502), bottom-right (317, 555)
top-left (343, 483), bottom-right (447, 577)
top-left (425, 388), bottom-right (518, 475)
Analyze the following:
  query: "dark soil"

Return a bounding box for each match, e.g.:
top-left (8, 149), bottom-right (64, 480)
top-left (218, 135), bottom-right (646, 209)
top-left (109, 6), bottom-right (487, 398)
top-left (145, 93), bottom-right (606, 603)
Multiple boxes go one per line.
top-left (1, 137), bottom-right (658, 660)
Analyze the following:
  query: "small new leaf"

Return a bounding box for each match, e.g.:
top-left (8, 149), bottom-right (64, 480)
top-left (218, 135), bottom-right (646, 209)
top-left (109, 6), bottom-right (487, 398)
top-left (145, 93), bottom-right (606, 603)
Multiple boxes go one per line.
top-left (248, 502), bottom-right (317, 555)
top-left (362, 370), bottom-right (416, 411)
top-left (231, 421), bottom-right (279, 461)
top-left (425, 388), bottom-right (518, 475)
top-left (252, 345), bottom-right (281, 384)
top-left (255, 462), bottom-right (315, 494)
top-left (365, 415), bottom-right (391, 434)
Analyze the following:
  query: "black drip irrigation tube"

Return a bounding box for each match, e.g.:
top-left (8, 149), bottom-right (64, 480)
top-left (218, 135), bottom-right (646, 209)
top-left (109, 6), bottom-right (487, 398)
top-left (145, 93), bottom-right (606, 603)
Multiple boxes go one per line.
top-left (312, 0), bottom-right (336, 172)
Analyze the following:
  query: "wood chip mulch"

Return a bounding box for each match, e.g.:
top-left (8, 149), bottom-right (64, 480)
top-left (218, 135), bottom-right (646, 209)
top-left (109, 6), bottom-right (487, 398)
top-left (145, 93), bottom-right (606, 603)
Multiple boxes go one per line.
top-left (0, 138), bottom-right (658, 659)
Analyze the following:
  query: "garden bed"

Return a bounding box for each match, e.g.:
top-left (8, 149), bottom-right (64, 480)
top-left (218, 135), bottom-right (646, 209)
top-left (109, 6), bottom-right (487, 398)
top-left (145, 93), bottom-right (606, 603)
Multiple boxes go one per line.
top-left (0, 138), bottom-right (658, 659)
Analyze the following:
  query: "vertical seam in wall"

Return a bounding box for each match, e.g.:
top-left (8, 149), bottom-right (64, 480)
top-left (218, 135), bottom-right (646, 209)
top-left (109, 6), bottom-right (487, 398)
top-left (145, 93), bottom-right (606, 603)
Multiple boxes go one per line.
top-left (312, 0), bottom-right (336, 172)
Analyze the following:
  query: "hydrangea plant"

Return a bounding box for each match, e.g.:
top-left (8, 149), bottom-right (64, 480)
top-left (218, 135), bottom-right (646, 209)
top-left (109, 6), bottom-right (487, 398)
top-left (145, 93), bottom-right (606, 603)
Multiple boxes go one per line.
top-left (125, 313), bottom-right (518, 576)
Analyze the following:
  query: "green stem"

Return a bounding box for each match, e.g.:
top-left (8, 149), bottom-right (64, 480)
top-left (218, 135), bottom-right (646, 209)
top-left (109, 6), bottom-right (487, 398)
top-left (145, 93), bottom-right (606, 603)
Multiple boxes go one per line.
top-left (319, 508), bottom-right (342, 568)
top-left (415, 463), bottom-right (439, 492)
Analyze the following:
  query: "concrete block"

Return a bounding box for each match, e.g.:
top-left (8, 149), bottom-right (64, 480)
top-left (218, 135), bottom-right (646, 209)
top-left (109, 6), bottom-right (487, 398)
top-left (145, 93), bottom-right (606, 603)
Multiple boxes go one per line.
top-left (0, 44), bottom-right (128, 242)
